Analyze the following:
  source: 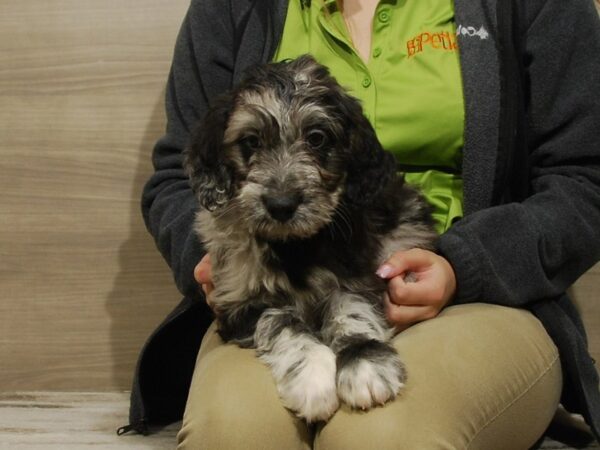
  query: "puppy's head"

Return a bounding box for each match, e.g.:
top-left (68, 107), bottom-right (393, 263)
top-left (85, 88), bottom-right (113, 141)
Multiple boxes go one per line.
top-left (185, 55), bottom-right (395, 241)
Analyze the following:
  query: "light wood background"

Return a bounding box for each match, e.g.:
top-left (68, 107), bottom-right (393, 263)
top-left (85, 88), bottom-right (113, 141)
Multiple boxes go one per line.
top-left (1, 1), bottom-right (599, 393)
top-left (0, 0), bottom-right (188, 391)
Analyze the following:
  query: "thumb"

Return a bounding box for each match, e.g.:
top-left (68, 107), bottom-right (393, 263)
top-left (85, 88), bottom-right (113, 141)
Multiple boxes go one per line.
top-left (376, 248), bottom-right (430, 280)
top-left (194, 253), bottom-right (212, 284)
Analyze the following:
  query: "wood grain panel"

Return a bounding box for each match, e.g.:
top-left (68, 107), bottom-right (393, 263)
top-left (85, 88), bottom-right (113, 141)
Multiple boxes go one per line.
top-left (0, 392), bottom-right (180, 447)
top-left (1, 392), bottom-right (595, 448)
top-left (0, 0), bottom-right (190, 391)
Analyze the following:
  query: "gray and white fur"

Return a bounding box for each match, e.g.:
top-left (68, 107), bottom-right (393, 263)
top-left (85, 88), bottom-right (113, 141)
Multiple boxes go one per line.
top-left (185, 55), bottom-right (437, 423)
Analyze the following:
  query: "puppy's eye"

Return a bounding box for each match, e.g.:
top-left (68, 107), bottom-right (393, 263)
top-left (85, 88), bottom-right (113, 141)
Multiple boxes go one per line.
top-left (240, 135), bottom-right (261, 150)
top-left (239, 134), bottom-right (261, 162)
top-left (306, 130), bottom-right (328, 150)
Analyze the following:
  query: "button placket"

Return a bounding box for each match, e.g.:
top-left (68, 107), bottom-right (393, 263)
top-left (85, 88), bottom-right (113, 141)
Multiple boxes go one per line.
top-left (358, 66), bottom-right (377, 125)
top-left (371, 5), bottom-right (392, 63)
top-left (378, 9), bottom-right (391, 24)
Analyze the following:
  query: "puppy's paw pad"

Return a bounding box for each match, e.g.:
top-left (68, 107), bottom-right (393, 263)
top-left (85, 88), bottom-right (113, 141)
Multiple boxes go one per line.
top-left (336, 341), bottom-right (405, 410)
top-left (278, 345), bottom-right (339, 422)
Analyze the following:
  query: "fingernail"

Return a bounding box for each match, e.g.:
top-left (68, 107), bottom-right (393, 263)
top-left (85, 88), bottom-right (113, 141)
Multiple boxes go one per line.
top-left (376, 264), bottom-right (393, 278)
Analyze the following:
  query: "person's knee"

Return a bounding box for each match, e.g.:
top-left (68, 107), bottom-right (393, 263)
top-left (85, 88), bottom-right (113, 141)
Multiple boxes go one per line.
top-left (315, 405), bottom-right (469, 450)
top-left (178, 397), bottom-right (312, 450)
top-left (316, 304), bottom-right (562, 450)
top-left (177, 398), bottom-right (237, 450)
top-left (466, 354), bottom-right (562, 450)
top-left (177, 341), bottom-right (312, 450)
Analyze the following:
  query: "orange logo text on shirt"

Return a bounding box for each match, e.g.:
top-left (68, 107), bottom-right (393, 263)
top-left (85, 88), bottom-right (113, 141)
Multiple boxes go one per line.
top-left (406, 31), bottom-right (458, 57)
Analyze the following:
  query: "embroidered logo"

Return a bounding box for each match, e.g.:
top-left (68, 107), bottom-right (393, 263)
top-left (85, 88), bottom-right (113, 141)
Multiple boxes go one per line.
top-left (406, 31), bottom-right (458, 58)
top-left (456, 25), bottom-right (489, 40)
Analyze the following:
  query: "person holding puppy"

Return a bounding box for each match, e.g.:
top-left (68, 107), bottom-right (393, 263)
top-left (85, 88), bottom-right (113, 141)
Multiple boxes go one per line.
top-left (125, 0), bottom-right (600, 447)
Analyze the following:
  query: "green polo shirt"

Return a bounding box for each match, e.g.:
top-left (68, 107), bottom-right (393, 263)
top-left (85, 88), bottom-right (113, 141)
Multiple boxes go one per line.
top-left (273, 0), bottom-right (464, 233)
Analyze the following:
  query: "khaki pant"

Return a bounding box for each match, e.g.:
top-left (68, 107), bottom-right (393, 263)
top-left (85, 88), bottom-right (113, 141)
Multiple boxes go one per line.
top-left (177, 304), bottom-right (562, 449)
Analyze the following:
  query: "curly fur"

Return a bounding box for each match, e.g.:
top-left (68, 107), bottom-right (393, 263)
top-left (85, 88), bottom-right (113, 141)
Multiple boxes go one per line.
top-left (185, 55), bottom-right (437, 422)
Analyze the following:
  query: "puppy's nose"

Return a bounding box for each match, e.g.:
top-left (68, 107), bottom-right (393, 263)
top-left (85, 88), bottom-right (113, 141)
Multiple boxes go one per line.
top-left (261, 193), bottom-right (302, 223)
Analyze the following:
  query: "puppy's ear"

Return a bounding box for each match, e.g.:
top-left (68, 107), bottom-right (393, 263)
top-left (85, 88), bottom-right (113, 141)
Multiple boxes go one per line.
top-left (184, 94), bottom-right (236, 211)
top-left (340, 94), bottom-right (397, 206)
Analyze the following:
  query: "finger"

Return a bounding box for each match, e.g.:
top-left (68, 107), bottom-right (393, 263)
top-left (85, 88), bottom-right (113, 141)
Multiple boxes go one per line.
top-left (194, 253), bottom-right (212, 284)
top-left (384, 294), bottom-right (437, 327)
top-left (376, 248), bottom-right (431, 279)
top-left (387, 276), bottom-right (443, 306)
top-left (201, 282), bottom-right (215, 296)
top-left (202, 283), bottom-right (216, 309)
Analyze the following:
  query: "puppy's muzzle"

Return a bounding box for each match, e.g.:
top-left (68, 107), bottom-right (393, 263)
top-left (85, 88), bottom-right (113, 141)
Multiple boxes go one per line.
top-left (261, 192), bottom-right (304, 223)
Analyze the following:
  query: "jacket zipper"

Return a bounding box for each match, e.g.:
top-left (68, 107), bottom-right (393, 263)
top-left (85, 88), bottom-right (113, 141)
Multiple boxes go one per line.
top-left (117, 419), bottom-right (149, 436)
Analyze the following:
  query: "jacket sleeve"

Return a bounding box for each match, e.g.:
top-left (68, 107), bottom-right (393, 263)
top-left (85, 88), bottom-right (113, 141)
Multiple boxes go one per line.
top-left (437, 0), bottom-right (600, 306)
top-left (141, 0), bottom-right (235, 299)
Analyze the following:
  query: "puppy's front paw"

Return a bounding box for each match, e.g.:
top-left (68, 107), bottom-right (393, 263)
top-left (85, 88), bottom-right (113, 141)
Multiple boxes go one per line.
top-left (277, 344), bottom-right (339, 422)
top-left (336, 340), bottom-right (406, 410)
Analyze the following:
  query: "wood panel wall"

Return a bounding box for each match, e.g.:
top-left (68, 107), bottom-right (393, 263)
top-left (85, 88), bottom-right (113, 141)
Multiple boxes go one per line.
top-left (0, 0), bottom-right (189, 391)
top-left (1, 1), bottom-right (599, 392)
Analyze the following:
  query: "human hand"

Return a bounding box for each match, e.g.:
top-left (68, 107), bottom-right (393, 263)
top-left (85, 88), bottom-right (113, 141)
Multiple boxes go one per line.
top-left (194, 253), bottom-right (215, 310)
top-left (376, 248), bottom-right (456, 331)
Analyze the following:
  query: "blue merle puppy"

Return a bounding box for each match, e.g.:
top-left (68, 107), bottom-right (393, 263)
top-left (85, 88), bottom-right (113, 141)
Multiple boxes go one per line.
top-left (184, 55), bottom-right (436, 423)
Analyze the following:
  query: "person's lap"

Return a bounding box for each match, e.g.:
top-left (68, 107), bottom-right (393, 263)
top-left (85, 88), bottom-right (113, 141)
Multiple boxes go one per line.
top-left (177, 303), bottom-right (562, 450)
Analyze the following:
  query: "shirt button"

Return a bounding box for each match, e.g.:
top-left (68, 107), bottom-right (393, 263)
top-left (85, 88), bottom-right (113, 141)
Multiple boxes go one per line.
top-left (378, 10), bottom-right (391, 23)
top-left (373, 47), bottom-right (382, 58)
top-left (362, 77), bottom-right (372, 88)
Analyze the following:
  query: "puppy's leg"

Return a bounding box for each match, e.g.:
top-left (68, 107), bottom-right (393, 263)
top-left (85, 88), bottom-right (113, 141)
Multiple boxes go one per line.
top-left (254, 307), bottom-right (339, 423)
top-left (217, 300), bottom-right (269, 347)
top-left (322, 292), bottom-right (406, 410)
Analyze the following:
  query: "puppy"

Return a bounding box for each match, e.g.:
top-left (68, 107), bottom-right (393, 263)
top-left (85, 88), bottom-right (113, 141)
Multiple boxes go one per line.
top-left (185, 55), bottom-right (437, 422)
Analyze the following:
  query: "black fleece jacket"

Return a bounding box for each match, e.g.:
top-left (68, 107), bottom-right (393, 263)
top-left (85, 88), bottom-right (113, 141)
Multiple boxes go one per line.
top-left (125, 0), bottom-right (600, 440)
